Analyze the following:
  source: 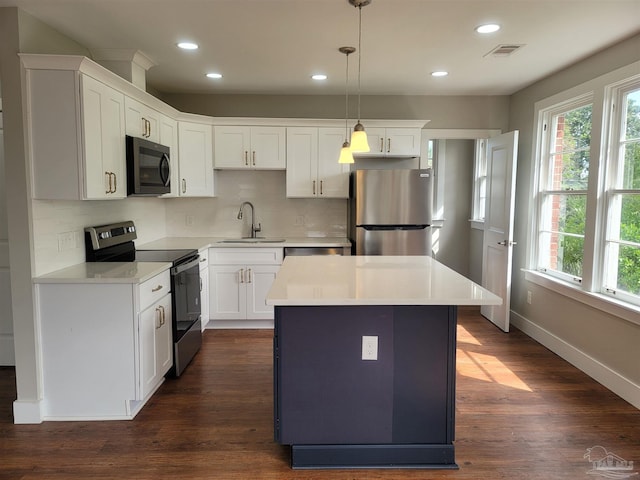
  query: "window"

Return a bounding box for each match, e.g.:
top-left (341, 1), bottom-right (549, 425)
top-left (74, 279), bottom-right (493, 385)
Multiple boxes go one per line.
top-left (471, 139), bottom-right (488, 222)
top-left (531, 71), bottom-right (640, 310)
top-left (536, 98), bottom-right (593, 283)
top-left (603, 83), bottom-right (640, 303)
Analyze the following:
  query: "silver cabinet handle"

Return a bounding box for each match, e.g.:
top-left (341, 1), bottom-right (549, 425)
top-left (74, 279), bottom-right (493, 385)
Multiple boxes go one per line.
top-left (200, 277), bottom-right (203, 292)
top-left (155, 306), bottom-right (162, 329)
top-left (182, 178), bottom-right (187, 194)
top-left (152, 285), bottom-right (163, 292)
top-left (320, 180), bottom-right (323, 195)
top-left (244, 151), bottom-right (248, 166)
top-left (387, 138), bottom-right (391, 153)
top-left (252, 151), bottom-right (256, 166)
top-left (239, 268), bottom-right (245, 283)
top-left (112, 173), bottom-right (117, 193)
top-left (312, 180), bottom-right (316, 195)
top-left (246, 268), bottom-right (252, 284)
top-left (497, 240), bottom-right (518, 246)
top-left (379, 138), bottom-right (384, 153)
top-left (105, 172), bottom-right (111, 194)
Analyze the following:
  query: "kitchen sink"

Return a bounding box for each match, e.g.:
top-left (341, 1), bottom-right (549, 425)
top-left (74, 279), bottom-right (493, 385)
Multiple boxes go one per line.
top-left (218, 238), bottom-right (286, 244)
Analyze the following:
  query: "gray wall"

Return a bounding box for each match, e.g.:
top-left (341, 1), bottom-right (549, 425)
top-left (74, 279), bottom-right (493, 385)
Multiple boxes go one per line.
top-left (161, 93), bottom-right (511, 130)
top-left (508, 33), bottom-right (640, 396)
top-left (433, 139), bottom-right (474, 277)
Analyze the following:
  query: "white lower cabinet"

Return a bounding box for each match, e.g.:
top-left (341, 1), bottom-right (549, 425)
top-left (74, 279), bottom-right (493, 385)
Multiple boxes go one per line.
top-left (139, 291), bottom-right (172, 400)
top-left (209, 248), bottom-right (282, 326)
top-left (37, 269), bottom-right (172, 420)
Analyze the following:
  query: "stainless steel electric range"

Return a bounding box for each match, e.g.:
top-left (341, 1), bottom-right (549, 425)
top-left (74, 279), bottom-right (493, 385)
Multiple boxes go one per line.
top-left (85, 221), bottom-right (202, 377)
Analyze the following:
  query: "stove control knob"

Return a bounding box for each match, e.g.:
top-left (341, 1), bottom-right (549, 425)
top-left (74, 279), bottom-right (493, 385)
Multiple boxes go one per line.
top-left (127, 226), bottom-right (135, 233)
top-left (99, 232), bottom-right (110, 239)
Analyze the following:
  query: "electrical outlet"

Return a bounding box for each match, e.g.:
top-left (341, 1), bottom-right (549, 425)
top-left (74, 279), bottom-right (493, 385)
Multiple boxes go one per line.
top-left (362, 335), bottom-right (378, 361)
top-left (185, 215), bottom-right (194, 226)
top-left (57, 231), bottom-right (76, 252)
top-left (527, 290), bottom-right (532, 304)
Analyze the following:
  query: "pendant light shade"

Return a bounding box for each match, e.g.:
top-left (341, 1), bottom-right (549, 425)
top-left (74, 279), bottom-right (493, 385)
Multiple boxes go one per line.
top-left (338, 141), bottom-right (355, 164)
top-left (350, 123), bottom-right (370, 153)
top-left (349, 0), bottom-right (371, 153)
top-left (338, 46), bottom-right (356, 164)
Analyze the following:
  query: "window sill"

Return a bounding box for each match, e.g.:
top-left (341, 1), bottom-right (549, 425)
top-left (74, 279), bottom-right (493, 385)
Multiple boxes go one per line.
top-left (469, 220), bottom-right (484, 230)
top-left (523, 269), bottom-right (640, 327)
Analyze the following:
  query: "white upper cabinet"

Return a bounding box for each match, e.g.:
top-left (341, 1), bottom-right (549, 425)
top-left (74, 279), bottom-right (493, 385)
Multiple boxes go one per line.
top-left (125, 97), bottom-right (161, 143)
top-left (26, 67), bottom-right (126, 200)
top-left (286, 127), bottom-right (350, 198)
top-left (214, 126), bottom-right (286, 169)
top-left (178, 121), bottom-right (215, 197)
top-left (357, 127), bottom-right (421, 157)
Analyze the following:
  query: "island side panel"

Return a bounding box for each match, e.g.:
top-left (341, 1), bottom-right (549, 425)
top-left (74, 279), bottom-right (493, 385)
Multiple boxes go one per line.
top-left (275, 305), bottom-right (395, 445)
top-left (392, 305), bottom-right (454, 444)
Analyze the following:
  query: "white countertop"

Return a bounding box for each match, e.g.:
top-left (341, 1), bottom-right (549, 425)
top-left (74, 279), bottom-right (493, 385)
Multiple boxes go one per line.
top-left (266, 256), bottom-right (503, 306)
top-left (34, 262), bottom-right (171, 284)
top-left (137, 236), bottom-right (351, 251)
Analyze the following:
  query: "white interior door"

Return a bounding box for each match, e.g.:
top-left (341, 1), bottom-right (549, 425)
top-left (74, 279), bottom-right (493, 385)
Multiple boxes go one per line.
top-left (481, 131), bottom-right (519, 332)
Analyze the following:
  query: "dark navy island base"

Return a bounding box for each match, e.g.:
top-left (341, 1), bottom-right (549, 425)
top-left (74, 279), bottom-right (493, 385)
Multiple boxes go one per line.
top-left (273, 304), bottom-right (459, 469)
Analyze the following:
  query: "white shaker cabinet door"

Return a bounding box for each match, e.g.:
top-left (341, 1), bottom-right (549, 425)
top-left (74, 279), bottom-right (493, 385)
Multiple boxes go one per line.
top-left (214, 126), bottom-right (251, 168)
top-left (81, 75), bottom-right (127, 199)
top-left (139, 292), bottom-right (173, 401)
top-left (317, 128), bottom-right (350, 198)
top-left (210, 265), bottom-right (247, 320)
top-left (246, 265), bottom-right (280, 319)
top-left (250, 127), bottom-right (286, 169)
top-left (286, 127), bottom-right (318, 197)
top-left (178, 121), bottom-right (215, 197)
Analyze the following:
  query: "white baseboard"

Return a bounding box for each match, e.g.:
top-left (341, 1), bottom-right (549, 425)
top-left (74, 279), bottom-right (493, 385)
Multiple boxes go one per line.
top-left (206, 319), bottom-right (274, 329)
top-left (0, 333), bottom-right (15, 366)
top-left (13, 399), bottom-right (43, 424)
top-left (511, 311), bottom-right (640, 410)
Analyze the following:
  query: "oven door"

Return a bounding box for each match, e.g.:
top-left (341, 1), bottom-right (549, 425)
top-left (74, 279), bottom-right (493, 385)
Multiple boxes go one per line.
top-left (171, 255), bottom-right (202, 341)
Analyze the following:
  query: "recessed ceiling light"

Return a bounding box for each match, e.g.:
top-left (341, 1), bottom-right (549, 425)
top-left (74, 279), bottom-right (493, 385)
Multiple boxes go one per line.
top-left (311, 74), bottom-right (328, 81)
top-left (206, 72), bottom-right (223, 79)
top-left (431, 71), bottom-right (449, 77)
top-left (475, 24), bottom-right (501, 34)
top-left (177, 42), bottom-right (199, 50)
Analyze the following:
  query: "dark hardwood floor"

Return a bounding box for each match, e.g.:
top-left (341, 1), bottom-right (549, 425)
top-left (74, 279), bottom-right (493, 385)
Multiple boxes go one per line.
top-left (1, 309), bottom-right (638, 479)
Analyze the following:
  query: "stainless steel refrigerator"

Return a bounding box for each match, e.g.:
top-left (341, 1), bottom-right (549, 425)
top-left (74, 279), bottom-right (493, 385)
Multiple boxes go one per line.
top-left (349, 169), bottom-right (433, 255)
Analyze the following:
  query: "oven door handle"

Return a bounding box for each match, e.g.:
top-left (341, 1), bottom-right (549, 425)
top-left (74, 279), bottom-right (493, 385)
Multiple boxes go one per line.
top-left (171, 255), bottom-right (201, 275)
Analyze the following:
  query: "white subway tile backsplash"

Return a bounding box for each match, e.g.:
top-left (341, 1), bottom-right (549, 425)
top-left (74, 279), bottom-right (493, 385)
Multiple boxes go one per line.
top-left (164, 170), bottom-right (347, 238)
top-left (31, 171), bottom-right (348, 275)
top-left (32, 198), bottom-right (167, 275)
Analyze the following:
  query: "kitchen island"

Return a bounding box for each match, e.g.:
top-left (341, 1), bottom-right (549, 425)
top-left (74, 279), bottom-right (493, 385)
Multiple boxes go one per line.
top-left (266, 255), bottom-right (502, 469)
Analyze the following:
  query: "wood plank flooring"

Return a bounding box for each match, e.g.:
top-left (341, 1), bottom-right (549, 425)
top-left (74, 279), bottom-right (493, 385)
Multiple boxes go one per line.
top-left (1, 308), bottom-right (638, 479)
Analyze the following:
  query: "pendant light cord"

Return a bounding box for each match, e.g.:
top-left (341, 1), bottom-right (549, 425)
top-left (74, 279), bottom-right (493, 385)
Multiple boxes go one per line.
top-left (345, 51), bottom-right (350, 142)
top-left (357, 5), bottom-right (362, 124)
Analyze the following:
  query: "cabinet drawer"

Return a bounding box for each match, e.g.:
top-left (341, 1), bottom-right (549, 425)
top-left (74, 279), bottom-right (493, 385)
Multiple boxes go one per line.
top-left (139, 270), bottom-right (171, 311)
top-left (209, 247), bottom-right (283, 266)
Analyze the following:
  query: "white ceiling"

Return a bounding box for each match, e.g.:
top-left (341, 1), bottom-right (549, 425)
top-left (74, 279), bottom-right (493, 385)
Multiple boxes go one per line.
top-left (1, 0), bottom-right (639, 96)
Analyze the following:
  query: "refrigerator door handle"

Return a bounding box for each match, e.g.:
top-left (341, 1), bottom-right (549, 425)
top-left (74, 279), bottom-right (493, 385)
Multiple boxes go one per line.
top-left (360, 224), bottom-right (430, 231)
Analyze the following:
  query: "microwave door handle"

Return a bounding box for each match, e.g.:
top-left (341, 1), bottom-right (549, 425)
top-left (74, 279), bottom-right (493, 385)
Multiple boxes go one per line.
top-left (159, 153), bottom-right (171, 187)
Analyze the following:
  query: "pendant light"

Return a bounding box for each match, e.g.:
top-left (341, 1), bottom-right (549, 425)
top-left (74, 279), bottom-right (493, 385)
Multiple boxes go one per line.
top-left (338, 46), bottom-right (356, 164)
top-left (349, 0), bottom-right (371, 153)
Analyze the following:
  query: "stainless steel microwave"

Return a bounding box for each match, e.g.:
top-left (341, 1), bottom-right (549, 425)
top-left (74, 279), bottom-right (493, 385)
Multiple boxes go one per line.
top-left (126, 135), bottom-right (171, 196)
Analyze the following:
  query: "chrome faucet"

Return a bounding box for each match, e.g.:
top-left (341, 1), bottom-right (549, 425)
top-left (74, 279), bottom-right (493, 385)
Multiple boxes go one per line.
top-left (237, 201), bottom-right (261, 238)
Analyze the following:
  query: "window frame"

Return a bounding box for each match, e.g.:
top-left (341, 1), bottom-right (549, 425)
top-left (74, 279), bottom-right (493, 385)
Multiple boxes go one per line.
top-left (527, 61), bottom-right (640, 321)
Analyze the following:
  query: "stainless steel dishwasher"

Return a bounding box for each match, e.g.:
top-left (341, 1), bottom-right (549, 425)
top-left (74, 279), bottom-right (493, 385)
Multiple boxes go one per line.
top-left (283, 247), bottom-right (344, 257)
